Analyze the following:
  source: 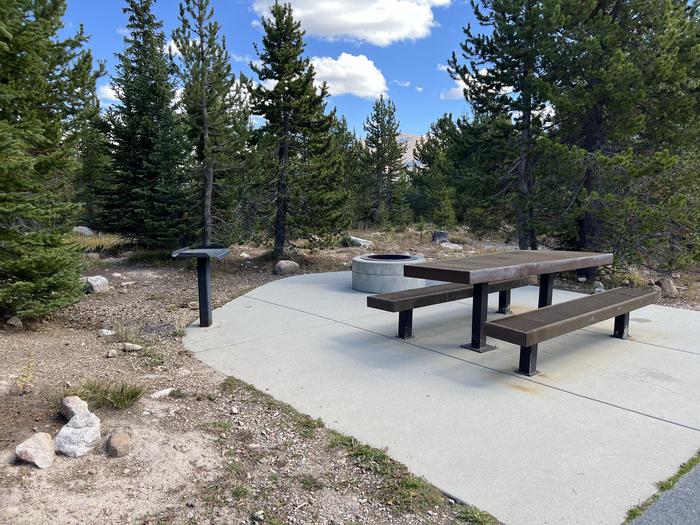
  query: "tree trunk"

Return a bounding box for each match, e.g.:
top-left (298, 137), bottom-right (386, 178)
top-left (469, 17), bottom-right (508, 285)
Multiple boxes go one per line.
top-left (273, 114), bottom-right (290, 257)
top-left (199, 24), bottom-right (212, 247)
top-left (517, 92), bottom-right (536, 250)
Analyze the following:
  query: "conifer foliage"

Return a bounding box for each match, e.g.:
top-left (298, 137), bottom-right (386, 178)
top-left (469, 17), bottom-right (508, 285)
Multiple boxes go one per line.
top-left (97, 0), bottom-right (192, 247)
top-left (0, 0), bottom-right (101, 319)
top-left (251, 3), bottom-right (348, 256)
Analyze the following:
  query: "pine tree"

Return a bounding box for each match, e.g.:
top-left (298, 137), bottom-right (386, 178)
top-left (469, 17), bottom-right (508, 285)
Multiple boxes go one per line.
top-left (173, 0), bottom-right (246, 246)
top-left (363, 95), bottom-right (407, 225)
top-left (101, 0), bottom-right (191, 247)
top-left (76, 111), bottom-right (112, 228)
top-left (251, 3), bottom-right (347, 256)
top-left (449, 0), bottom-right (554, 249)
top-left (0, 0), bottom-right (101, 319)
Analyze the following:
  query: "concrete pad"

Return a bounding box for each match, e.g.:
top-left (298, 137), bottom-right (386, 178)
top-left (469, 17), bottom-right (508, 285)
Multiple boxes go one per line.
top-left (185, 271), bottom-right (700, 525)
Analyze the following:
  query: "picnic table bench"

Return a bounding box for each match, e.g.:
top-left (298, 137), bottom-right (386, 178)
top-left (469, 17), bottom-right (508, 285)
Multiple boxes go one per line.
top-left (366, 250), bottom-right (656, 374)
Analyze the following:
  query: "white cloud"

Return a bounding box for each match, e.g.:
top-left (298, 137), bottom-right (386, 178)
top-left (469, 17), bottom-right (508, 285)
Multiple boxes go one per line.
top-left (437, 63), bottom-right (449, 72)
top-left (252, 0), bottom-right (451, 47)
top-left (97, 84), bottom-right (118, 106)
top-left (165, 38), bottom-right (181, 57)
top-left (393, 79), bottom-right (411, 88)
top-left (310, 53), bottom-right (387, 99)
top-left (440, 78), bottom-right (466, 100)
top-left (415, 86), bottom-right (424, 92)
top-left (116, 26), bottom-right (129, 37)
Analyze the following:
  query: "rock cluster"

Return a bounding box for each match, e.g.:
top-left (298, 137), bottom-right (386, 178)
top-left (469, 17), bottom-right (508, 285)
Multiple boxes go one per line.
top-left (54, 412), bottom-right (101, 458)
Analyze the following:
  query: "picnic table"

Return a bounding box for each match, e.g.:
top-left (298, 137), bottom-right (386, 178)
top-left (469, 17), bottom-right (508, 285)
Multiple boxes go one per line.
top-left (403, 250), bottom-right (613, 351)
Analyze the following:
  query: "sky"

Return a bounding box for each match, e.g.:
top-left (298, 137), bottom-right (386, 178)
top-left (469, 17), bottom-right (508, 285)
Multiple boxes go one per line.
top-left (61, 0), bottom-right (480, 136)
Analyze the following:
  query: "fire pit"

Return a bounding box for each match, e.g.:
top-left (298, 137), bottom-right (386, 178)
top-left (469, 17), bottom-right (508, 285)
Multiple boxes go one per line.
top-left (351, 254), bottom-right (426, 293)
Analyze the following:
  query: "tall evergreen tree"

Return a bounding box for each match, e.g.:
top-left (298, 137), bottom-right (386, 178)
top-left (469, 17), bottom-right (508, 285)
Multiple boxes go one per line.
top-left (251, 2), bottom-right (348, 256)
top-left (172, 0), bottom-right (246, 246)
top-left (363, 95), bottom-right (407, 225)
top-left (75, 111), bottom-right (112, 228)
top-left (0, 0), bottom-right (101, 319)
top-left (98, 0), bottom-right (191, 247)
top-left (449, 0), bottom-right (555, 249)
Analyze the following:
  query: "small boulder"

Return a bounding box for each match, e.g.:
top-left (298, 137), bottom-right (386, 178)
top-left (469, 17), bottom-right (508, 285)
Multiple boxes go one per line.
top-left (348, 236), bottom-right (373, 248)
top-left (98, 329), bottom-right (116, 338)
top-left (431, 230), bottom-right (449, 243)
top-left (60, 396), bottom-right (89, 420)
top-left (652, 284), bottom-right (663, 294)
top-left (656, 277), bottom-right (679, 299)
top-left (54, 412), bottom-right (101, 458)
top-left (105, 349), bottom-right (118, 358)
top-left (6, 316), bottom-right (23, 330)
top-left (440, 242), bottom-right (463, 250)
top-left (593, 280), bottom-right (605, 293)
top-left (72, 226), bottom-right (94, 236)
top-left (274, 260), bottom-right (300, 275)
top-left (15, 433), bottom-right (55, 469)
top-left (150, 388), bottom-right (174, 399)
top-left (577, 277), bottom-right (587, 283)
top-left (120, 342), bottom-right (143, 352)
top-left (82, 275), bottom-right (109, 294)
top-left (106, 431), bottom-right (133, 458)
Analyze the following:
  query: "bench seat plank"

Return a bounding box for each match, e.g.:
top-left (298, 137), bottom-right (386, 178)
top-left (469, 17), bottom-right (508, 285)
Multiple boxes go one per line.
top-left (484, 287), bottom-right (656, 347)
top-left (367, 277), bottom-right (532, 313)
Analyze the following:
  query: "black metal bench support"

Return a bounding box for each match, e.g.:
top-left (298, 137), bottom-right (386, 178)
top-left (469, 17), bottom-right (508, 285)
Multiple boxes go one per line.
top-left (197, 258), bottom-right (212, 327)
top-left (498, 290), bottom-right (511, 314)
top-left (613, 312), bottom-right (630, 339)
top-left (518, 344), bottom-right (539, 376)
top-left (397, 310), bottom-right (413, 339)
top-left (462, 283), bottom-right (495, 352)
top-left (538, 273), bottom-right (554, 308)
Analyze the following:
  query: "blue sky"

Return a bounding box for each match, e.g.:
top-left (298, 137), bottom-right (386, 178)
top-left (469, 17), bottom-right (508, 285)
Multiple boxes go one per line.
top-left (62, 0), bottom-right (479, 136)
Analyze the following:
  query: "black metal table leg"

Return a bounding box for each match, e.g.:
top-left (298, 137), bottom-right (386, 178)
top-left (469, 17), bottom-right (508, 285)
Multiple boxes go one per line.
top-left (498, 290), bottom-right (511, 314)
top-left (538, 273), bottom-right (554, 308)
top-left (613, 312), bottom-right (630, 339)
top-left (462, 282), bottom-right (496, 352)
top-left (397, 310), bottom-right (413, 339)
top-left (516, 345), bottom-right (539, 376)
top-left (197, 257), bottom-right (212, 327)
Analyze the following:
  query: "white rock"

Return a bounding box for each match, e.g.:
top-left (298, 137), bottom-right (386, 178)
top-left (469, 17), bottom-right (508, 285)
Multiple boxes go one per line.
top-left (105, 349), bottom-right (118, 358)
top-left (274, 260), bottom-right (300, 275)
top-left (60, 396), bottom-right (89, 420)
top-left (577, 277), bottom-right (587, 283)
top-left (349, 236), bottom-right (373, 248)
top-left (150, 388), bottom-right (174, 399)
top-left (72, 226), bottom-right (94, 236)
top-left (120, 342), bottom-right (143, 352)
top-left (54, 412), bottom-right (101, 458)
top-left (111, 272), bottom-right (123, 278)
top-left (15, 433), bottom-right (55, 469)
top-left (6, 316), bottom-right (23, 329)
top-left (98, 329), bottom-right (116, 338)
top-left (593, 280), bottom-right (605, 293)
top-left (440, 242), bottom-right (463, 250)
top-left (240, 252), bottom-right (251, 259)
top-left (82, 275), bottom-right (109, 294)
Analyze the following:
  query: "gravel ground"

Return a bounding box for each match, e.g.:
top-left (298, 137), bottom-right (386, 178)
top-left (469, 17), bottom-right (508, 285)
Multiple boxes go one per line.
top-left (0, 230), bottom-right (695, 524)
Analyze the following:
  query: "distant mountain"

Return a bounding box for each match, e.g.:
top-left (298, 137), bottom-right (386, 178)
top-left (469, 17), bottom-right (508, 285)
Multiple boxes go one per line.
top-left (397, 133), bottom-right (422, 168)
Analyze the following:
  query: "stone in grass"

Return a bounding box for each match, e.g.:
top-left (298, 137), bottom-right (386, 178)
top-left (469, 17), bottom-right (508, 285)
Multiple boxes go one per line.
top-left (72, 226), bottom-right (94, 236)
top-left (274, 260), bottom-right (300, 276)
top-left (106, 431), bottom-right (133, 458)
top-left (150, 388), bottom-right (173, 399)
top-left (98, 328), bottom-right (116, 338)
top-left (54, 412), bottom-right (101, 458)
top-left (15, 433), bottom-right (55, 469)
top-left (82, 275), bottom-right (109, 294)
top-left (6, 316), bottom-right (24, 330)
top-left (348, 235), bottom-right (373, 248)
top-left (60, 396), bottom-right (89, 420)
top-left (120, 342), bottom-right (143, 352)
top-left (440, 241), bottom-right (463, 250)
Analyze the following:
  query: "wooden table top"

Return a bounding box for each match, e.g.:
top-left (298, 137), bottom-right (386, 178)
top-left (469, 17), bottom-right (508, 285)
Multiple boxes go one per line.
top-left (404, 250), bottom-right (613, 284)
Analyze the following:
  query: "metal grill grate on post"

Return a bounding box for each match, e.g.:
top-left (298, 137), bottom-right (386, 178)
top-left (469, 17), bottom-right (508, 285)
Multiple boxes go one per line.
top-left (172, 246), bottom-right (230, 327)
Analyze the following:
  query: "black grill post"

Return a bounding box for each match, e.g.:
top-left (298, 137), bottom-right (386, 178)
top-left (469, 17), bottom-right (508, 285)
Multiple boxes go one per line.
top-left (498, 290), bottom-right (511, 314)
top-left (397, 310), bottom-right (413, 339)
top-left (613, 313), bottom-right (630, 339)
top-left (172, 245), bottom-right (230, 328)
top-left (197, 257), bottom-right (212, 327)
top-left (517, 345), bottom-right (539, 376)
top-left (538, 273), bottom-right (554, 308)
